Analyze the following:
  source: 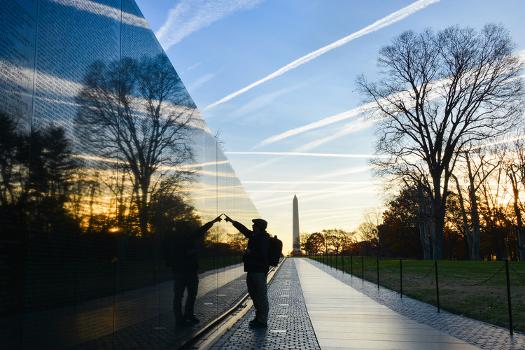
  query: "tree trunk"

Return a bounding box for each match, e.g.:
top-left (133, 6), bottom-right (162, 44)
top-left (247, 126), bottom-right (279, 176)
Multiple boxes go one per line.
top-left (431, 204), bottom-right (445, 260)
top-left (453, 175), bottom-right (473, 258)
top-left (510, 174), bottom-right (525, 260)
top-left (431, 176), bottom-right (444, 260)
top-left (466, 155), bottom-right (481, 260)
top-left (417, 183), bottom-right (432, 259)
top-left (468, 188), bottom-right (481, 260)
top-left (138, 181), bottom-right (150, 236)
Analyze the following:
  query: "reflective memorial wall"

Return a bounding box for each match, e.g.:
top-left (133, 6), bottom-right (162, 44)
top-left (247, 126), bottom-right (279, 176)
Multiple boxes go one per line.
top-left (0, 0), bottom-right (259, 348)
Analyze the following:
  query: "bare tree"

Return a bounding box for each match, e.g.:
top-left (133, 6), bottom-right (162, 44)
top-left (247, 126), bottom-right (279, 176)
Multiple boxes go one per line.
top-left (359, 24), bottom-right (524, 258)
top-left (76, 54), bottom-right (196, 236)
top-left (452, 148), bottom-right (500, 259)
top-left (503, 138), bottom-right (525, 260)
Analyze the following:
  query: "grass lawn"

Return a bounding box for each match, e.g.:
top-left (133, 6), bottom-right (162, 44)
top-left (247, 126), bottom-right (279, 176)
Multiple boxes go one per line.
top-left (311, 256), bottom-right (525, 333)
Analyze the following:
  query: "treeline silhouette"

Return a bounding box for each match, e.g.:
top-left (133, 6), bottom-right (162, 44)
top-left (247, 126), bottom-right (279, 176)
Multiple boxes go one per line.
top-left (301, 166), bottom-right (525, 260)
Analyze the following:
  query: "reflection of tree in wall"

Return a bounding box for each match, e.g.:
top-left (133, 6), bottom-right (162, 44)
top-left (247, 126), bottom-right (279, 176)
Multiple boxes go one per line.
top-left (75, 54), bottom-right (196, 236)
top-left (0, 112), bottom-right (79, 238)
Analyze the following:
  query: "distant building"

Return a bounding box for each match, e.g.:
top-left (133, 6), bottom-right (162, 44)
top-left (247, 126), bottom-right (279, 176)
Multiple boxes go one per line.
top-left (293, 195), bottom-right (301, 254)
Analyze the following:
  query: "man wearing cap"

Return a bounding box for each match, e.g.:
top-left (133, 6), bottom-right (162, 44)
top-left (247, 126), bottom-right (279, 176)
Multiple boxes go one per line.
top-left (224, 215), bottom-right (270, 328)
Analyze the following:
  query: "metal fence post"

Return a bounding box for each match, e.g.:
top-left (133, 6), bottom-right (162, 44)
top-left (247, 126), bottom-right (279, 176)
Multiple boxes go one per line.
top-left (342, 253), bottom-right (345, 273)
top-left (400, 259), bottom-right (403, 298)
top-left (505, 260), bottom-right (514, 336)
top-left (335, 253), bottom-right (338, 270)
top-left (376, 256), bottom-right (380, 289)
top-left (350, 255), bottom-right (353, 275)
top-left (434, 260), bottom-right (440, 313)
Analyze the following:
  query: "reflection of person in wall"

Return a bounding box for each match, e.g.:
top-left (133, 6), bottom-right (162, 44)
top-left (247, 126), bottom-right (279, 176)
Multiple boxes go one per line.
top-left (164, 216), bottom-right (222, 328)
top-left (224, 215), bottom-right (270, 328)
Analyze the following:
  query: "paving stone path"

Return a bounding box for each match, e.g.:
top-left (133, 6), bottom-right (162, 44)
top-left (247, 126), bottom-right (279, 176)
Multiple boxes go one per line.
top-left (211, 258), bottom-right (320, 350)
top-left (309, 259), bottom-right (525, 350)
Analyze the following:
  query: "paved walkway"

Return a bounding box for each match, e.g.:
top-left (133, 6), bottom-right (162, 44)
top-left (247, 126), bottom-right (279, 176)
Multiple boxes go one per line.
top-left (310, 259), bottom-right (525, 350)
top-left (213, 258), bottom-right (525, 350)
top-left (211, 258), bottom-right (320, 349)
top-left (296, 259), bottom-right (478, 350)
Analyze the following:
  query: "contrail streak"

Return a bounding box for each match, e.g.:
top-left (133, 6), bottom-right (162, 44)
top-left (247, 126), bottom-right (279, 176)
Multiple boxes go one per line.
top-left (295, 117), bottom-right (378, 152)
top-left (255, 103), bottom-right (373, 148)
top-left (205, 0), bottom-right (440, 110)
top-left (243, 180), bottom-right (377, 185)
top-left (224, 151), bottom-right (388, 158)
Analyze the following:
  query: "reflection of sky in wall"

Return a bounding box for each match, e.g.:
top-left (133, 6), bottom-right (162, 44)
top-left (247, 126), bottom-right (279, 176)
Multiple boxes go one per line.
top-left (1, 0), bottom-right (259, 243)
top-left (135, 0), bottom-right (525, 253)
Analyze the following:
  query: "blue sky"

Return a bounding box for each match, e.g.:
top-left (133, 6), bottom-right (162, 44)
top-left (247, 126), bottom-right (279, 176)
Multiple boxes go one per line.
top-left (136, 0), bottom-right (525, 250)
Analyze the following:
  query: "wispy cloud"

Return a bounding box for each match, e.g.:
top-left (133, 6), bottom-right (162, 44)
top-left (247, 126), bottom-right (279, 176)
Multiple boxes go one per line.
top-left (188, 72), bottom-right (217, 91)
top-left (518, 49), bottom-right (525, 61)
top-left (186, 62), bottom-right (202, 71)
top-left (314, 166), bottom-right (372, 179)
top-left (255, 186), bottom-right (380, 209)
top-left (255, 103), bottom-right (374, 148)
top-left (225, 151), bottom-right (387, 158)
top-left (474, 133), bottom-right (525, 150)
top-left (243, 180), bottom-right (376, 185)
top-left (205, 0), bottom-right (440, 110)
top-left (223, 84), bottom-right (304, 120)
top-left (156, 0), bottom-right (264, 50)
top-left (240, 116), bottom-right (377, 176)
top-left (295, 117), bottom-right (377, 152)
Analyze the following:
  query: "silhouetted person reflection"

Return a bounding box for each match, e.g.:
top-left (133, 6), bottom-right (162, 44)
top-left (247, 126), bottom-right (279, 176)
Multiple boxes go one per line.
top-left (165, 216), bottom-right (222, 328)
top-left (224, 215), bottom-right (270, 328)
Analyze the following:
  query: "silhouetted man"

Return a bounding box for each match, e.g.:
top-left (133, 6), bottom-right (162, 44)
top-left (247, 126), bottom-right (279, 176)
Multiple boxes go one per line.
top-left (165, 216), bottom-right (222, 327)
top-left (224, 215), bottom-right (270, 328)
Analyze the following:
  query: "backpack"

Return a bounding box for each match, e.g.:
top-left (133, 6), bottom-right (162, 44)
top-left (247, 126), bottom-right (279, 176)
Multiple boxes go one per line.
top-left (268, 235), bottom-right (283, 267)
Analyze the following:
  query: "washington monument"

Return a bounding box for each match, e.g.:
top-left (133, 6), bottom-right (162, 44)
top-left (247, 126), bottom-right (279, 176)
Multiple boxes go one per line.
top-left (293, 195), bottom-right (300, 254)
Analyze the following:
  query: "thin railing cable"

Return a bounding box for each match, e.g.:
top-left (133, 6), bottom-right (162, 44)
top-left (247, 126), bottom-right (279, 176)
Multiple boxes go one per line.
top-left (403, 265), bottom-right (435, 281)
top-left (509, 265), bottom-right (525, 283)
top-left (459, 264), bottom-right (505, 287)
top-left (436, 264), bottom-right (505, 288)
